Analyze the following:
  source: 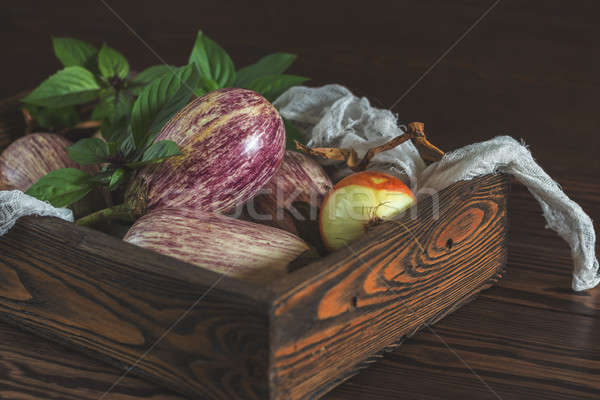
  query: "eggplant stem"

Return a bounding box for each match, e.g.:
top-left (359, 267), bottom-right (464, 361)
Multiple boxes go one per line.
top-left (21, 108), bottom-right (34, 135)
top-left (75, 203), bottom-right (136, 227)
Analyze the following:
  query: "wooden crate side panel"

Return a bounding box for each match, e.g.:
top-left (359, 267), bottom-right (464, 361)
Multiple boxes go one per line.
top-left (269, 174), bottom-right (510, 400)
top-left (0, 217), bottom-right (270, 400)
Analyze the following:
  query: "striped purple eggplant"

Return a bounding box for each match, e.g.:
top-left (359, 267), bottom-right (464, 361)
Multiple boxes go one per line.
top-left (0, 133), bottom-right (102, 216)
top-left (123, 208), bottom-right (315, 283)
top-left (246, 151), bottom-right (332, 229)
top-left (257, 151), bottom-right (333, 211)
top-left (243, 194), bottom-right (301, 235)
top-left (125, 88), bottom-right (285, 215)
top-left (0, 133), bottom-right (95, 190)
top-left (244, 151), bottom-right (333, 253)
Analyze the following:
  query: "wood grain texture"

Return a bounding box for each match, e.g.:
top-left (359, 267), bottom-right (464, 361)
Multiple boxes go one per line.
top-left (0, 323), bottom-right (185, 400)
top-left (324, 173), bottom-right (600, 400)
top-left (0, 218), bottom-right (272, 400)
top-left (1, 1), bottom-right (599, 399)
top-left (0, 174), bottom-right (508, 400)
top-left (1, 174), bottom-right (597, 400)
top-left (327, 297), bottom-right (600, 400)
top-left (269, 174), bottom-right (509, 399)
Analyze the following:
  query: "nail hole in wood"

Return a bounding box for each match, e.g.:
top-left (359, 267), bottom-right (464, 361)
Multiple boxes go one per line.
top-left (351, 296), bottom-right (358, 308)
top-left (446, 238), bottom-right (453, 250)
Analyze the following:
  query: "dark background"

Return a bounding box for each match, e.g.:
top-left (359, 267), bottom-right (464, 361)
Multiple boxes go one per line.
top-left (1, 1), bottom-right (599, 399)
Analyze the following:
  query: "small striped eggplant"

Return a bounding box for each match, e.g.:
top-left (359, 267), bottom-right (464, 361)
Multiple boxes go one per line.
top-left (123, 208), bottom-right (315, 283)
top-left (258, 151), bottom-right (333, 211)
top-left (244, 151), bottom-right (333, 252)
top-left (125, 88), bottom-right (285, 215)
top-left (0, 133), bottom-right (101, 216)
top-left (0, 133), bottom-right (91, 190)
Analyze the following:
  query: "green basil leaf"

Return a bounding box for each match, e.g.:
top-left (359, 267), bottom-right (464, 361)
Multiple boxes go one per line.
top-left (89, 170), bottom-right (112, 186)
top-left (120, 134), bottom-right (136, 158)
top-left (130, 64), bottom-right (199, 149)
top-left (246, 74), bottom-right (309, 102)
top-left (188, 30), bottom-right (235, 88)
top-left (192, 75), bottom-right (219, 97)
top-left (94, 91), bottom-right (133, 143)
top-left (126, 140), bottom-right (181, 168)
top-left (193, 87), bottom-right (206, 97)
top-left (101, 117), bottom-right (131, 145)
top-left (107, 142), bottom-right (121, 156)
top-left (23, 105), bottom-right (80, 130)
top-left (108, 168), bottom-right (127, 191)
top-left (130, 65), bottom-right (175, 95)
top-left (283, 117), bottom-right (305, 150)
top-left (98, 44), bottom-right (130, 80)
top-left (67, 138), bottom-right (110, 165)
top-left (52, 37), bottom-right (98, 70)
top-left (91, 99), bottom-right (110, 121)
top-left (235, 53), bottom-right (297, 88)
top-left (141, 140), bottom-right (181, 161)
top-left (25, 168), bottom-right (93, 208)
top-left (92, 90), bottom-right (132, 120)
top-left (22, 66), bottom-right (101, 108)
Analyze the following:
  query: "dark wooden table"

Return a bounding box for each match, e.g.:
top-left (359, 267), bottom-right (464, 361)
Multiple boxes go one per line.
top-left (1, 1), bottom-right (599, 399)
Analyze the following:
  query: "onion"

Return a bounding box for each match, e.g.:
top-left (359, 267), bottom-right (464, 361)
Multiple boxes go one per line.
top-left (124, 208), bottom-right (315, 283)
top-left (125, 88), bottom-right (285, 215)
top-left (320, 171), bottom-right (416, 251)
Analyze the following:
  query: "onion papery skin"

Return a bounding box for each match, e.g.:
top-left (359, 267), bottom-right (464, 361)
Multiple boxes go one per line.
top-left (126, 88), bottom-right (285, 214)
top-left (123, 208), bottom-right (314, 283)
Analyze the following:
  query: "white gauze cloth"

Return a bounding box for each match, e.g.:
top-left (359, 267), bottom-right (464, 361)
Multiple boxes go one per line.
top-left (1, 84), bottom-right (597, 290)
top-left (0, 190), bottom-right (73, 235)
top-left (418, 137), bottom-right (599, 292)
top-left (276, 85), bottom-right (598, 291)
top-left (274, 84), bottom-right (426, 183)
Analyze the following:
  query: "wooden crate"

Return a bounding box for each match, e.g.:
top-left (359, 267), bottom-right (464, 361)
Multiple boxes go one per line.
top-left (0, 95), bottom-right (510, 399)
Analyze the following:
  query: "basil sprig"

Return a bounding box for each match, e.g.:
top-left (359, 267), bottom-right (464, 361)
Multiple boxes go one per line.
top-left (186, 30), bottom-right (309, 146)
top-left (24, 30), bottom-right (310, 209)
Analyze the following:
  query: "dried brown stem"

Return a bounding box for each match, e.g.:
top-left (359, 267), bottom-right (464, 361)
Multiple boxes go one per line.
top-left (295, 122), bottom-right (445, 172)
top-left (57, 120), bottom-right (101, 135)
top-left (22, 105), bottom-right (101, 135)
top-left (21, 108), bottom-right (35, 135)
top-left (73, 120), bottom-right (101, 129)
top-left (407, 122), bottom-right (445, 163)
top-left (356, 133), bottom-right (413, 170)
top-left (294, 142), bottom-right (355, 163)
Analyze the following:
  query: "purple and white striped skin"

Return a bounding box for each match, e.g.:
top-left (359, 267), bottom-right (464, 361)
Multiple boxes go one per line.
top-left (123, 208), bottom-right (312, 284)
top-left (250, 151), bottom-right (333, 227)
top-left (0, 133), bottom-right (96, 191)
top-left (259, 151), bottom-right (333, 209)
top-left (243, 194), bottom-right (300, 235)
top-left (126, 88), bottom-right (285, 215)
